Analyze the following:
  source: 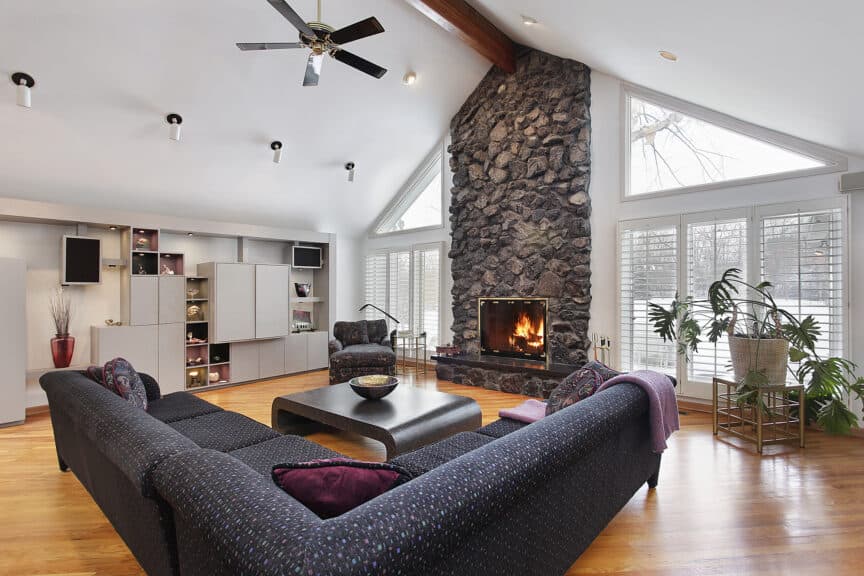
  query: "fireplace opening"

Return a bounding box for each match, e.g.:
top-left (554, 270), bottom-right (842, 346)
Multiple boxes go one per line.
top-left (479, 298), bottom-right (548, 361)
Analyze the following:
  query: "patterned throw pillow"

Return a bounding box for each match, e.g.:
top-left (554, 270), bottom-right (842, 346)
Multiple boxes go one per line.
top-left (272, 458), bottom-right (412, 519)
top-left (546, 368), bottom-right (604, 416)
top-left (103, 357), bottom-right (148, 411)
top-left (582, 360), bottom-right (621, 382)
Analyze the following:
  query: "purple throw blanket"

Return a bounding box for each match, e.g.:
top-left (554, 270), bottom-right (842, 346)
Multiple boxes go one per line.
top-left (598, 370), bottom-right (679, 453)
top-left (499, 399), bottom-right (547, 423)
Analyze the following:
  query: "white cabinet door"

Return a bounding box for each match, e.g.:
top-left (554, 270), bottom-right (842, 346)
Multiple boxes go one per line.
top-left (130, 276), bottom-right (158, 326)
top-left (158, 276), bottom-right (186, 325)
top-left (284, 333), bottom-right (308, 374)
top-left (0, 258), bottom-right (26, 425)
top-left (259, 338), bottom-right (286, 379)
top-left (158, 323), bottom-right (185, 394)
top-left (230, 341), bottom-right (260, 383)
top-left (213, 264), bottom-right (256, 342)
top-left (91, 325), bottom-right (158, 377)
top-left (255, 265), bottom-right (290, 338)
top-left (306, 331), bottom-right (329, 370)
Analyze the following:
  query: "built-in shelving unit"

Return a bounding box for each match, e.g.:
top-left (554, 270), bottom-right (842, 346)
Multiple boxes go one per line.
top-left (184, 276), bottom-right (230, 389)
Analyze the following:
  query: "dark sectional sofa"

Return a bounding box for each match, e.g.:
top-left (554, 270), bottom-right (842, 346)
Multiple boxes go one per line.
top-left (41, 369), bottom-right (662, 576)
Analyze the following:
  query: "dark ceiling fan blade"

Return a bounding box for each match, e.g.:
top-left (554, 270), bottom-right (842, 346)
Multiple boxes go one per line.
top-left (236, 42), bottom-right (305, 51)
top-left (266, 0), bottom-right (316, 38)
top-left (331, 49), bottom-right (387, 79)
top-left (329, 17), bottom-right (385, 45)
top-left (303, 53), bottom-right (324, 86)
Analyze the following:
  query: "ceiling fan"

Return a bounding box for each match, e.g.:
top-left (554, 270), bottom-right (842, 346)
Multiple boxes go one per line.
top-left (237, 0), bottom-right (387, 86)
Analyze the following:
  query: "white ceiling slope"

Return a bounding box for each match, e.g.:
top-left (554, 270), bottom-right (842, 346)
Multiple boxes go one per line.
top-left (471, 0), bottom-right (864, 158)
top-left (0, 0), bottom-right (489, 234)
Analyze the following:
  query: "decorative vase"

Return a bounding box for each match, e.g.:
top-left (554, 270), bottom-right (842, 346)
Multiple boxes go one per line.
top-left (51, 334), bottom-right (75, 368)
top-left (729, 336), bottom-right (789, 385)
top-left (295, 283), bottom-right (312, 297)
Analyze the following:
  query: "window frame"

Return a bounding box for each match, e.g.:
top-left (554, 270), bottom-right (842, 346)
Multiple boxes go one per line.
top-left (370, 141), bottom-right (446, 238)
top-left (621, 83), bottom-right (848, 201)
top-left (616, 197), bottom-right (850, 400)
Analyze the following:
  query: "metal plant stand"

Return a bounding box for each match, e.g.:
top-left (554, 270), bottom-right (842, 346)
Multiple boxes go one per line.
top-left (395, 333), bottom-right (427, 375)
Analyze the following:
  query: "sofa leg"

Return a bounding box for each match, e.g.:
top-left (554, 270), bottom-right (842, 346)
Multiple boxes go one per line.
top-left (647, 455), bottom-right (661, 489)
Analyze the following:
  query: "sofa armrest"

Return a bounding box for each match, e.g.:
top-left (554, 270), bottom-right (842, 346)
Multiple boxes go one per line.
top-left (328, 339), bottom-right (343, 357)
top-left (388, 329), bottom-right (397, 351)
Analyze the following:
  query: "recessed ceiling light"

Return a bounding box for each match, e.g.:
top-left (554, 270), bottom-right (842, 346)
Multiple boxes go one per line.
top-left (521, 15), bottom-right (538, 26)
top-left (659, 50), bottom-right (678, 62)
top-left (108, 226), bottom-right (117, 231)
top-left (402, 71), bottom-right (417, 86)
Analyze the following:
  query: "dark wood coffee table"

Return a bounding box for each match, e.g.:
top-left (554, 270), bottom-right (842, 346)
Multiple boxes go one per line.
top-left (271, 383), bottom-right (482, 459)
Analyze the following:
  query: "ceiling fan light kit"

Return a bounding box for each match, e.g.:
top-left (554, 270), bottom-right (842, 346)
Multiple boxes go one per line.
top-left (11, 72), bottom-right (35, 108)
top-left (271, 140), bottom-right (283, 164)
top-left (166, 113), bottom-right (183, 141)
top-left (238, 0), bottom-right (387, 86)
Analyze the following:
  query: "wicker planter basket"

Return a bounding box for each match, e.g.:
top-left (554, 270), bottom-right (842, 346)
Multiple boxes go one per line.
top-left (729, 336), bottom-right (789, 385)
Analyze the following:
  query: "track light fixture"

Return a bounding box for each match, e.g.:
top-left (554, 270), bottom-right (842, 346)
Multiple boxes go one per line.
top-left (402, 71), bottom-right (417, 86)
top-left (11, 72), bottom-right (35, 108)
top-left (345, 161), bottom-right (355, 182)
top-left (271, 141), bottom-right (283, 164)
top-left (166, 113), bottom-right (183, 141)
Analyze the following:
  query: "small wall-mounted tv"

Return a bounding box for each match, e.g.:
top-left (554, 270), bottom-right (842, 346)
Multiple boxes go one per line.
top-left (62, 236), bottom-right (102, 285)
top-left (292, 245), bottom-right (322, 269)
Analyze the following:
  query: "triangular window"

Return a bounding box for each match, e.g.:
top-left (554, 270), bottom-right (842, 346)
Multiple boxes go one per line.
top-left (626, 86), bottom-right (845, 197)
top-left (374, 145), bottom-right (444, 235)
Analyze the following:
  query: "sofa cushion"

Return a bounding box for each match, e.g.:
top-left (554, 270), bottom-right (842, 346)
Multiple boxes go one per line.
top-left (365, 319), bottom-right (390, 346)
top-left (148, 392), bottom-right (223, 424)
top-left (546, 368), bottom-right (603, 416)
top-left (330, 344), bottom-right (396, 368)
top-left (476, 417), bottom-right (529, 439)
top-left (168, 411), bottom-right (279, 452)
top-left (139, 372), bottom-right (162, 402)
top-left (335, 321), bottom-right (369, 346)
top-left (390, 432), bottom-right (494, 477)
top-left (272, 458), bottom-right (412, 519)
top-left (103, 357), bottom-right (148, 411)
top-left (230, 435), bottom-right (346, 476)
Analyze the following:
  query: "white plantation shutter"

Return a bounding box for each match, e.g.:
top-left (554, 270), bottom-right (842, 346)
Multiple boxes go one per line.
top-left (619, 221), bottom-right (679, 373)
top-left (412, 245), bottom-right (441, 350)
top-left (686, 216), bottom-right (748, 382)
top-left (364, 253), bottom-right (387, 321)
top-left (389, 250), bottom-right (412, 330)
top-left (760, 206), bottom-right (845, 367)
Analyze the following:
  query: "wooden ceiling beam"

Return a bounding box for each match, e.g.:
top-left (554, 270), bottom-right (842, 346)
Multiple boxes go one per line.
top-left (404, 0), bottom-right (516, 73)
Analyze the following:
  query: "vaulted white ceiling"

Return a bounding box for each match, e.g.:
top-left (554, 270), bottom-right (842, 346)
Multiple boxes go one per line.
top-left (0, 0), bottom-right (489, 234)
top-left (472, 0), bottom-right (864, 158)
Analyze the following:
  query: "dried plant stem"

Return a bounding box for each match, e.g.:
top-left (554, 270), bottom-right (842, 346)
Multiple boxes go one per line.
top-left (49, 287), bottom-right (72, 336)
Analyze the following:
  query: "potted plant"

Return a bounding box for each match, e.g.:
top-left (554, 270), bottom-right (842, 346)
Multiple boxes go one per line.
top-left (49, 286), bottom-right (75, 368)
top-left (648, 268), bottom-right (864, 434)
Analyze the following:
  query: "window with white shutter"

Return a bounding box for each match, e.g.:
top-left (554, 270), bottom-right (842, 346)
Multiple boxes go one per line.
top-left (619, 220), bottom-right (679, 373)
top-left (413, 245), bottom-right (441, 350)
top-left (363, 253), bottom-right (387, 322)
top-left (686, 215), bottom-right (748, 383)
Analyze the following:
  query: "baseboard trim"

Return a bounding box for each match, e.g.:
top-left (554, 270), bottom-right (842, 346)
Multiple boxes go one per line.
top-left (25, 405), bottom-right (49, 417)
top-left (676, 398), bottom-right (712, 414)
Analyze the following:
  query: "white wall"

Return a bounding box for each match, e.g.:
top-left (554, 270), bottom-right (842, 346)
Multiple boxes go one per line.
top-left (589, 71), bottom-right (864, 411)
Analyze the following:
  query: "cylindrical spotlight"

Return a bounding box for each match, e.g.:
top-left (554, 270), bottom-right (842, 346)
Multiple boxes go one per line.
top-left (271, 141), bottom-right (283, 164)
top-left (11, 72), bottom-right (35, 108)
top-left (345, 161), bottom-right (355, 182)
top-left (166, 113), bottom-right (183, 141)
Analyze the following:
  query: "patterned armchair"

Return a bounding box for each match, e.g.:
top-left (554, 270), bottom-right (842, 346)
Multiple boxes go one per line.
top-left (328, 319), bottom-right (397, 385)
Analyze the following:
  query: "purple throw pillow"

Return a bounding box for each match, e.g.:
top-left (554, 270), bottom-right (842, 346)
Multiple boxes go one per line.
top-left (546, 367), bottom-right (604, 416)
top-left (103, 357), bottom-right (148, 411)
top-left (272, 458), bottom-right (412, 519)
top-left (582, 360), bottom-right (621, 382)
top-left (84, 365), bottom-right (104, 384)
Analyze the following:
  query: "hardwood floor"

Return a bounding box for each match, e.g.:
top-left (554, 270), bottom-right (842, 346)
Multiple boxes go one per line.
top-left (1, 370), bottom-right (862, 575)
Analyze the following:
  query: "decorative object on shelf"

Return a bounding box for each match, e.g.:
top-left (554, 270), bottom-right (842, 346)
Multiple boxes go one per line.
top-left (186, 356), bottom-right (204, 366)
top-left (435, 344), bottom-right (460, 356)
top-left (295, 282), bottom-right (312, 297)
top-left (160, 264), bottom-right (175, 275)
top-left (167, 113), bottom-right (183, 141)
top-left (211, 354), bottom-right (223, 363)
top-left (293, 309), bottom-right (313, 332)
top-left (135, 237), bottom-right (150, 250)
top-left (209, 371), bottom-right (220, 383)
top-left (186, 287), bottom-right (200, 299)
top-left (349, 375), bottom-right (399, 400)
top-left (49, 287), bottom-right (75, 368)
top-left (271, 141), bottom-right (283, 164)
top-left (11, 72), bottom-right (35, 108)
top-left (650, 267), bottom-right (864, 435)
top-left (188, 370), bottom-right (201, 388)
top-left (104, 319), bottom-right (123, 327)
top-left (186, 304), bottom-right (202, 321)
top-left (137, 263), bottom-right (146, 275)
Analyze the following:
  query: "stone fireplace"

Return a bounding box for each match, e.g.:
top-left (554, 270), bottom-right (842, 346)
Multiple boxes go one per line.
top-left (479, 298), bottom-right (547, 362)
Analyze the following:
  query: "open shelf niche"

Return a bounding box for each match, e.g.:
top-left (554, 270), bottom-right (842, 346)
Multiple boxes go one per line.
top-left (184, 275), bottom-right (230, 390)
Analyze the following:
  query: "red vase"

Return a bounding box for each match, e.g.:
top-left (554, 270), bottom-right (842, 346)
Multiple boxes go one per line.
top-left (51, 334), bottom-right (75, 368)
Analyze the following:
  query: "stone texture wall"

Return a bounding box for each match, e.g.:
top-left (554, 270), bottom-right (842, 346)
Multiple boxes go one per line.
top-left (448, 48), bottom-right (592, 366)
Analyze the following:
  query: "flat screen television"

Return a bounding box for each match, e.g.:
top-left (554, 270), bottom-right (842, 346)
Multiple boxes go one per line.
top-left (62, 236), bottom-right (102, 285)
top-left (292, 245), bottom-right (322, 269)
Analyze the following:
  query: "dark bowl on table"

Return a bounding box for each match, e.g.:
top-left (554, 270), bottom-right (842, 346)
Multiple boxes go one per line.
top-left (349, 375), bottom-right (399, 400)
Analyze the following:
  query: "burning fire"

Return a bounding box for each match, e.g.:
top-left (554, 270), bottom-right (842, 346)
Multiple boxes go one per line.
top-left (509, 312), bottom-right (545, 351)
